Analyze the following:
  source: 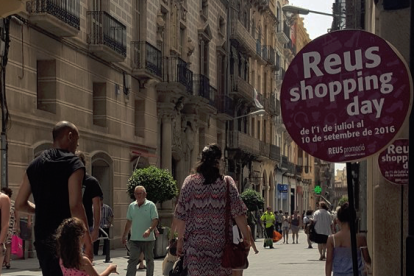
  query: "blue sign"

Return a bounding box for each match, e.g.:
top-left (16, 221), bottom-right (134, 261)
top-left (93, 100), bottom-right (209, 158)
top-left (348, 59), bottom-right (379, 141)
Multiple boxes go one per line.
top-left (277, 184), bottom-right (288, 193)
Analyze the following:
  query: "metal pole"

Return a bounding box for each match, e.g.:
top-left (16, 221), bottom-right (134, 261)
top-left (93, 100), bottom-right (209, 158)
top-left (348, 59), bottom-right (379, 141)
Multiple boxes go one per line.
top-left (407, 1), bottom-right (414, 275)
top-left (346, 162), bottom-right (359, 276)
top-left (0, 18), bottom-right (9, 189)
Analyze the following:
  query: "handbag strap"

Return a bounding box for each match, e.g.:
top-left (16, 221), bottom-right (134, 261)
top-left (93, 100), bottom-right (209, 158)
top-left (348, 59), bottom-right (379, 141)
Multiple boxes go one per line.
top-left (224, 176), bottom-right (231, 245)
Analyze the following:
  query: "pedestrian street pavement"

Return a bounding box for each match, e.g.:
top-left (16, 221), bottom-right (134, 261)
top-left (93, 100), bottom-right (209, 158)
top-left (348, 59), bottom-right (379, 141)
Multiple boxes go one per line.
top-left (4, 231), bottom-right (325, 276)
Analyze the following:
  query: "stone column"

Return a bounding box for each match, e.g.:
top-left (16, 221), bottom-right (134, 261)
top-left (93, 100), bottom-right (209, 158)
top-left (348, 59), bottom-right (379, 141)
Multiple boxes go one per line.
top-left (161, 115), bottom-right (172, 171)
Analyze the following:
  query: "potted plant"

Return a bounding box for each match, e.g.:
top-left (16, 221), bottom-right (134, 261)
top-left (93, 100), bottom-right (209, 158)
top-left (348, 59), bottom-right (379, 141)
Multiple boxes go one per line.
top-left (240, 189), bottom-right (264, 240)
top-left (127, 166), bottom-right (179, 257)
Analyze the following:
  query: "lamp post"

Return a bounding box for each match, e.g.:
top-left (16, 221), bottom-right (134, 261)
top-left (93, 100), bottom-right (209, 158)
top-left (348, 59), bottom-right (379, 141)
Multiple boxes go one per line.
top-left (282, 4), bottom-right (340, 17)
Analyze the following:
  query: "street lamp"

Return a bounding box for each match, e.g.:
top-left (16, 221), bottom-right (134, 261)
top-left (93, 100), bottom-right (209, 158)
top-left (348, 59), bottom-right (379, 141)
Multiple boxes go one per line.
top-left (233, 109), bottom-right (266, 120)
top-left (282, 4), bottom-right (343, 17)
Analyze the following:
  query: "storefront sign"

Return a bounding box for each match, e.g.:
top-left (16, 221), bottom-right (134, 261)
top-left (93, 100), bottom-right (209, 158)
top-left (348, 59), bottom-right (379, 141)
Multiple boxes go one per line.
top-left (378, 139), bottom-right (408, 185)
top-left (277, 184), bottom-right (288, 192)
top-left (281, 30), bottom-right (412, 162)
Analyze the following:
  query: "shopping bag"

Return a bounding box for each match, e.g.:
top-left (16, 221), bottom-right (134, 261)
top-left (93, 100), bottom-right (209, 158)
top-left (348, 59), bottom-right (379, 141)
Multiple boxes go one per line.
top-left (273, 230), bottom-right (282, 243)
top-left (11, 235), bottom-right (23, 258)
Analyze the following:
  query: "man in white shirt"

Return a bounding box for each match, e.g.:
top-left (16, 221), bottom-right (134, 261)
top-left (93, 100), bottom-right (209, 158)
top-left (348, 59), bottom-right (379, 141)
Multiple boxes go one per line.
top-left (313, 201), bottom-right (332, 260)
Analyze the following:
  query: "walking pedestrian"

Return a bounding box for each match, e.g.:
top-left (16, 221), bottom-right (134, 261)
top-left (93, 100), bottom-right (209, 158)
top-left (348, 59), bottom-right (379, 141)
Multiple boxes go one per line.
top-left (290, 210), bottom-right (300, 244)
top-left (303, 210), bottom-right (313, 248)
top-left (94, 197), bottom-right (113, 256)
top-left (261, 207), bottom-right (276, 248)
top-left (122, 186), bottom-right (158, 276)
top-left (57, 217), bottom-right (118, 276)
top-left (1, 187), bottom-right (15, 269)
top-left (76, 151), bottom-right (103, 243)
top-left (0, 191), bottom-right (10, 275)
top-left (15, 121), bottom-right (93, 276)
top-left (325, 202), bottom-right (372, 276)
top-left (313, 201), bottom-right (333, 260)
top-left (275, 210), bottom-right (283, 233)
top-left (282, 212), bottom-right (290, 244)
top-left (174, 143), bottom-right (250, 276)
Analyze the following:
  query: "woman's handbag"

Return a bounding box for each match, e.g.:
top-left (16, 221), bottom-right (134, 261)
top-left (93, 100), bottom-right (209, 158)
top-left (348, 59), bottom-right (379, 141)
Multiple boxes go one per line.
top-left (11, 235), bottom-right (24, 258)
top-left (309, 222), bottom-right (318, 242)
top-left (169, 255), bottom-right (187, 276)
top-left (221, 177), bottom-right (249, 270)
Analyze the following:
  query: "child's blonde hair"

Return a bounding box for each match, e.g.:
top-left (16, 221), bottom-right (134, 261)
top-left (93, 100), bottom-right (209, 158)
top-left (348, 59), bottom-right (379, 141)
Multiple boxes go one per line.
top-left (56, 217), bottom-right (86, 269)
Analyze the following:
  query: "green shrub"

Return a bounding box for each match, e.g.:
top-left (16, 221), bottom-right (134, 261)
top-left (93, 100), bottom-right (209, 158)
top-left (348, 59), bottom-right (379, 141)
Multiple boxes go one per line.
top-left (240, 189), bottom-right (264, 212)
top-left (127, 166), bottom-right (178, 204)
top-left (338, 196), bottom-right (349, 207)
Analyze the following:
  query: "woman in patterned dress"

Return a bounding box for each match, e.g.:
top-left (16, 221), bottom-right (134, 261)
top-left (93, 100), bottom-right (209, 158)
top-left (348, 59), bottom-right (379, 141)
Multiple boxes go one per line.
top-left (1, 187), bottom-right (15, 269)
top-left (174, 143), bottom-right (251, 276)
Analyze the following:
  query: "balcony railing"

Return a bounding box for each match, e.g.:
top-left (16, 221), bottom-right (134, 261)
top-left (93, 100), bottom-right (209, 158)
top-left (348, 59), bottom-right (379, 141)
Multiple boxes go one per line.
top-left (281, 155), bottom-right (288, 169)
top-left (230, 16), bottom-right (256, 55)
top-left (288, 162), bottom-right (296, 175)
top-left (269, 144), bottom-right (281, 162)
top-left (269, 46), bottom-right (275, 65)
top-left (262, 45), bottom-right (268, 61)
top-left (88, 11), bottom-right (126, 59)
top-left (194, 75), bottom-right (215, 105)
top-left (215, 95), bottom-right (234, 117)
top-left (231, 74), bottom-right (254, 102)
top-left (259, 141), bottom-right (270, 158)
top-left (28, 0), bottom-right (80, 36)
top-left (161, 56), bottom-right (193, 93)
top-left (256, 40), bottom-right (262, 57)
top-left (296, 165), bottom-right (303, 175)
top-left (228, 131), bottom-right (260, 156)
top-left (131, 41), bottom-right (162, 78)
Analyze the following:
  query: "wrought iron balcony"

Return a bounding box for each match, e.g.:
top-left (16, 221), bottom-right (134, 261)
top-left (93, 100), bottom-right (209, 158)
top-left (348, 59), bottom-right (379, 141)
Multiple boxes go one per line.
top-left (194, 75), bottom-right (215, 106)
top-left (230, 74), bottom-right (254, 103)
top-left (87, 11), bottom-right (126, 62)
top-left (269, 144), bottom-right (281, 162)
top-left (269, 46), bottom-right (276, 66)
top-left (160, 56), bottom-right (193, 94)
top-left (288, 161), bottom-right (296, 175)
top-left (256, 40), bottom-right (262, 58)
top-left (296, 165), bottom-right (303, 175)
top-left (131, 41), bottom-right (162, 79)
top-left (281, 155), bottom-right (289, 169)
top-left (28, 0), bottom-right (80, 37)
top-left (259, 141), bottom-right (270, 158)
top-left (228, 131), bottom-right (260, 156)
top-left (230, 16), bottom-right (256, 55)
top-left (275, 98), bottom-right (281, 116)
top-left (262, 45), bottom-right (269, 61)
top-left (215, 95), bottom-right (234, 117)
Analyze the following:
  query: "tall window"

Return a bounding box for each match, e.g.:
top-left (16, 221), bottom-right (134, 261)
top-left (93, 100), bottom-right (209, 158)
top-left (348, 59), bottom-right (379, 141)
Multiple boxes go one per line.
top-left (37, 60), bottom-right (57, 113)
top-left (93, 82), bottom-right (107, 127)
top-left (171, 4), bottom-right (179, 51)
top-left (134, 0), bottom-right (142, 40)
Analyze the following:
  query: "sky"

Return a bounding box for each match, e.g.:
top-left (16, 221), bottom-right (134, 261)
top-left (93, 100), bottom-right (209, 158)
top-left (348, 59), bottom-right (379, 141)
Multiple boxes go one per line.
top-left (289, 0), bottom-right (335, 39)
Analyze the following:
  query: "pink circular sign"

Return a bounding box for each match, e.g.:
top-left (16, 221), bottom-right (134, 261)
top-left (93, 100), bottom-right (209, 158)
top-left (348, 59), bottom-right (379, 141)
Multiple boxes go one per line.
top-left (378, 139), bottom-right (408, 185)
top-left (281, 30), bottom-right (412, 162)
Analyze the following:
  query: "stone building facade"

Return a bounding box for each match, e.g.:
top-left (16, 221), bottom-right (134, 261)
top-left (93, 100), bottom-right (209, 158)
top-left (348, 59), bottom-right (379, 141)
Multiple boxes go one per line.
top-left (0, 0), bottom-right (315, 249)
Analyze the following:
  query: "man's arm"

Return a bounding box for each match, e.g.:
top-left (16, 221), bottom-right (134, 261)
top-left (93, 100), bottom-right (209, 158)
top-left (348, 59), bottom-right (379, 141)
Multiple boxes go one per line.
top-left (122, 220), bottom-right (132, 245)
top-left (15, 173), bottom-right (35, 215)
top-left (68, 169), bottom-right (93, 260)
top-left (143, 218), bottom-right (159, 238)
top-left (91, 196), bottom-right (101, 242)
